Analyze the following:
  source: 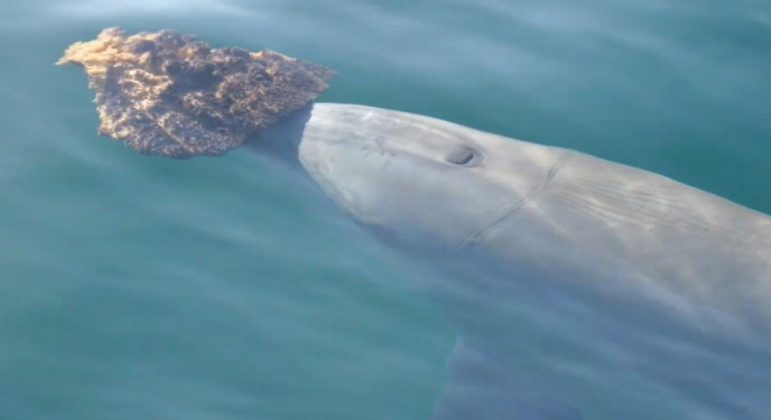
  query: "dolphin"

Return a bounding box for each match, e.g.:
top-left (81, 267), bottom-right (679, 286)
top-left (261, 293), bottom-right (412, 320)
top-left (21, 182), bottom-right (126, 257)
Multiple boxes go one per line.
top-left (59, 29), bottom-right (771, 419)
top-left (260, 103), bottom-right (771, 420)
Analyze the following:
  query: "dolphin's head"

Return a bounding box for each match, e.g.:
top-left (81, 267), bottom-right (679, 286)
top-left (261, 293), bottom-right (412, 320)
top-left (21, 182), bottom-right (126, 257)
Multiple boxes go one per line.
top-left (296, 103), bottom-right (565, 252)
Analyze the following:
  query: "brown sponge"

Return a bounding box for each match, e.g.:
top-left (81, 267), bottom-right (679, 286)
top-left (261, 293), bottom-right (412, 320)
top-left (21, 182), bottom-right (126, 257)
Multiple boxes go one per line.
top-left (58, 28), bottom-right (335, 158)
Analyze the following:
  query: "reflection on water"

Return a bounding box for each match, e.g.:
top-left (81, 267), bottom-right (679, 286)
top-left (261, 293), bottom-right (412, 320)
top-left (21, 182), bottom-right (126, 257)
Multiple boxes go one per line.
top-left (0, 0), bottom-right (769, 419)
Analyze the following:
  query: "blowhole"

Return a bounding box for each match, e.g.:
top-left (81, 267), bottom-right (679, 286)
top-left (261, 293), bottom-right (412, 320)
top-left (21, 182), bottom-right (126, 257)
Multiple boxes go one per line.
top-left (446, 148), bottom-right (477, 166)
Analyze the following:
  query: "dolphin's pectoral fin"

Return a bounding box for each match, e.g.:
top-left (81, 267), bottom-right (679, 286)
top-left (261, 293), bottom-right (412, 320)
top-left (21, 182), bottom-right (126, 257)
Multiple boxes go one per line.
top-left (431, 339), bottom-right (582, 420)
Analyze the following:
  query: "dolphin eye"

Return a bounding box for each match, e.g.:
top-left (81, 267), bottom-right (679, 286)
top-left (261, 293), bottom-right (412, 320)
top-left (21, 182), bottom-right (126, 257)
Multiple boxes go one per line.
top-left (446, 148), bottom-right (476, 165)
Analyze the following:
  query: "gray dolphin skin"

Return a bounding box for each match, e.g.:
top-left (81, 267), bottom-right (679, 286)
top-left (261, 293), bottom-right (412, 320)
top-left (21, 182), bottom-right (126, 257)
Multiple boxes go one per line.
top-left (61, 29), bottom-right (771, 420)
top-left (283, 103), bottom-right (771, 419)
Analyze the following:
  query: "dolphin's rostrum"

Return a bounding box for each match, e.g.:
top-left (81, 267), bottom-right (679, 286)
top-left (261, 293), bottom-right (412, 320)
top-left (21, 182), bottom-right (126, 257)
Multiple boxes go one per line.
top-left (57, 28), bottom-right (334, 158)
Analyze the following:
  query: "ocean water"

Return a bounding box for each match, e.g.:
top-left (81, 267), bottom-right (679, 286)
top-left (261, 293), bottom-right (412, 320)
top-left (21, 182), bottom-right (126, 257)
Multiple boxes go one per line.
top-left (1, 1), bottom-right (770, 419)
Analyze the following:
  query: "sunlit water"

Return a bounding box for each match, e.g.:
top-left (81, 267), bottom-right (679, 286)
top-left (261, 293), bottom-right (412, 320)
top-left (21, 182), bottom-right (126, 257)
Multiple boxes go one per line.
top-left (1, 1), bottom-right (769, 419)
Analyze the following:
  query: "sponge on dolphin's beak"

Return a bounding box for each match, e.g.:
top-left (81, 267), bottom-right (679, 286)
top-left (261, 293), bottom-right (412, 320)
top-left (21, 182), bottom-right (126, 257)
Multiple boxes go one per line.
top-left (57, 28), bottom-right (335, 158)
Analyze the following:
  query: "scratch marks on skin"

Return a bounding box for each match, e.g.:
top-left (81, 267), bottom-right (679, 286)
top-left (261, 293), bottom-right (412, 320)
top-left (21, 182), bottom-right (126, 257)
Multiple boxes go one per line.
top-left (553, 173), bottom-right (771, 258)
top-left (457, 149), bottom-right (571, 250)
top-left (373, 135), bottom-right (388, 156)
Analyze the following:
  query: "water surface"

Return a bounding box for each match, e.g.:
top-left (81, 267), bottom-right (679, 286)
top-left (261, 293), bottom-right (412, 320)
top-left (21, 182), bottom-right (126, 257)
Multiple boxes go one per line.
top-left (1, 1), bottom-right (769, 419)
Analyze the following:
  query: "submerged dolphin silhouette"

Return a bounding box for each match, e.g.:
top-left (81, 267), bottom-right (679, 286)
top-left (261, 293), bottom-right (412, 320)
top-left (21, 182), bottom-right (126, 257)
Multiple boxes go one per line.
top-left (262, 103), bottom-right (771, 420)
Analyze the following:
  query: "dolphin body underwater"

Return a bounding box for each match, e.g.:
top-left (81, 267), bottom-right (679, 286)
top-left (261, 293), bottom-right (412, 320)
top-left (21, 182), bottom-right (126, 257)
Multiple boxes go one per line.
top-left (61, 29), bottom-right (771, 419)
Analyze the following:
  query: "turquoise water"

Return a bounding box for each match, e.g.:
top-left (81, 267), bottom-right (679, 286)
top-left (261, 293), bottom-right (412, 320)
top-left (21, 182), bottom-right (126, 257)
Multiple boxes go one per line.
top-left (1, 1), bottom-right (770, 419)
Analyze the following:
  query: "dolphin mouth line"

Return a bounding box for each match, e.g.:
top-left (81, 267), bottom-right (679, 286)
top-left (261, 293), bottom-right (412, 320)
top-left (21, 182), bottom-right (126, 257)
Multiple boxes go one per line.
top-left (456, 149), bottom-right (571, 251)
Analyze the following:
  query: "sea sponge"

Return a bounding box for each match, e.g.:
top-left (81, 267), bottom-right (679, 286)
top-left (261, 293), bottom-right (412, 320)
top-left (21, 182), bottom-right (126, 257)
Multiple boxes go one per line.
top-left (58, 27), bottom-right (335, 158)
